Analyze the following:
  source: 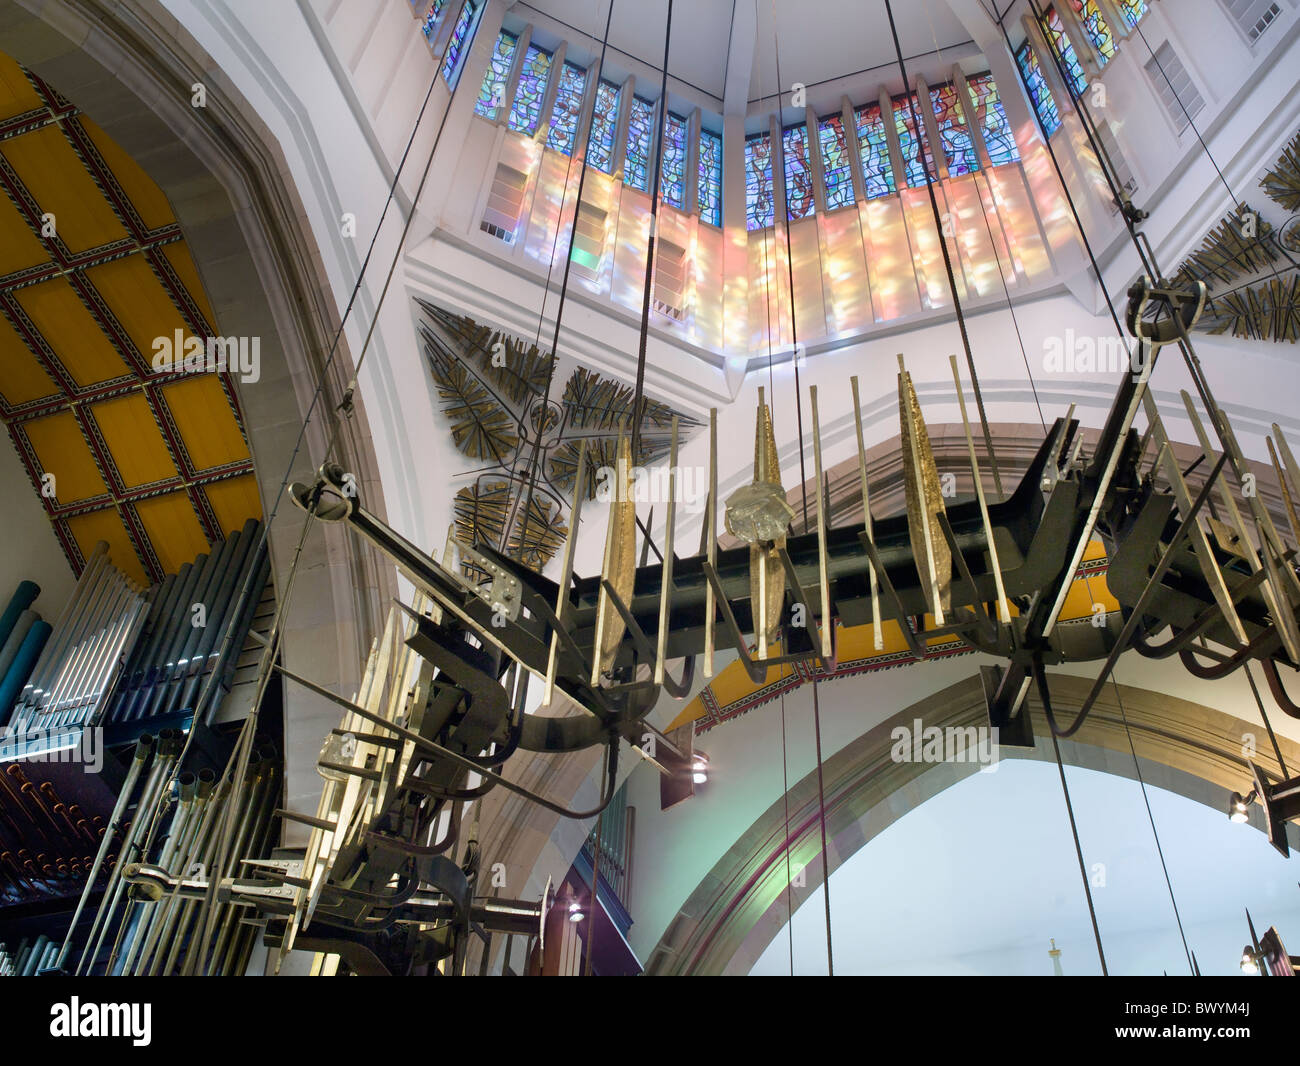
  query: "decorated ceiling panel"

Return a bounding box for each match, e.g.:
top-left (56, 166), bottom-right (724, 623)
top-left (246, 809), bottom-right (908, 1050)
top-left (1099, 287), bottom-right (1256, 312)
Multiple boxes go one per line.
top-left (0, 50), bottom-right (261, 587)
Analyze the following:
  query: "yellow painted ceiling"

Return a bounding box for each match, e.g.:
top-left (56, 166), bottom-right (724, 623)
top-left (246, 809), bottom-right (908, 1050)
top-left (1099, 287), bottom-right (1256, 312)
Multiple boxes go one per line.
top-left (0, 51), bottom-right (262, 587)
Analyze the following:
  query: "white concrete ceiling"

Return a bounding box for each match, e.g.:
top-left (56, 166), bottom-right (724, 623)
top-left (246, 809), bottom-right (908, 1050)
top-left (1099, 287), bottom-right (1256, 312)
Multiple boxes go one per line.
top-left (747, 0), bottom-right (974, 102)
top-left (509, 0), bottom-right (986, 106)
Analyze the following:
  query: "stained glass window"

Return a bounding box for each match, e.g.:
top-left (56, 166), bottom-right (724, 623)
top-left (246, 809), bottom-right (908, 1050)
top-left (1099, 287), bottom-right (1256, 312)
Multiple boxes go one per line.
top-left (854, 103), bottom-right (896, 200)
top-left (508, 45), bottom-right (552, 135)
top-left (782, 124), bottom-right (816, 220)
top-left (697, 128), bottom-right (723, 226)
top-left (1117, 0), bottom-right (1149, 28)
top-left (587, 80), bottom-right (620, 174)
top-left (1042, 5), bottom-right (1088, 96)
top-left (745, 132), bottom-right (774, 230)
top-left (422, 0), bottom-right (446, 41)
top-left (817, 115), bottom-right (855, 211)
top-left (1069, 0), bottom-right (1116, 63)
top-left (892, 93), bottom-right (938, 187)
top-left (660, 111), bottom-right (688, 207)
top-left (546, 62), bottom-right (587, 155)
top-left (440, 1), bottom-right (477, 87)
top-left (1015, 40), bottom-right (1062, 137)
top-left (624, 95), bottom-right (657, 192)
top-left (929, 83), bottom-right (979, 177)
top-left (965, 73), bottom-right (1020, 166)
top-left (474, 31), bottom-right (517, 118)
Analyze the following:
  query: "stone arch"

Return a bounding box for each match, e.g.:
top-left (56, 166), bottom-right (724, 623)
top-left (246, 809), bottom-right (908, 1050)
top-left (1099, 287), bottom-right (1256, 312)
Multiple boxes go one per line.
top-left (0, 0), bottom-right (394, 825)
top-left (645, 672), bottom-right (1300, 975)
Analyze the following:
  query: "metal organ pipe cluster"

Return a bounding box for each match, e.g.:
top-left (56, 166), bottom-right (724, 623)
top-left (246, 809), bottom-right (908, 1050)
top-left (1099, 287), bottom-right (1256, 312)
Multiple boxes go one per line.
top-left (0, 580), bottom-right (53, 726)
top-left (0, 521), bottom-right (272, 929)
top-left (59, 731), bottom-right (280, 976)
top-left (3, 543), bottom-right (146, 736)
top-left (1, 518), bottom-right (269, 740)
top-left (104, 517), bottom-right (269, 730)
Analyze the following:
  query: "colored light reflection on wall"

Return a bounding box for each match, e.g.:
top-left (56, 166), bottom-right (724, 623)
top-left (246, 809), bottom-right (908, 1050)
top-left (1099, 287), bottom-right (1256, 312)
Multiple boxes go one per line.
top-left (469, 96), bottom-right (1074, 358)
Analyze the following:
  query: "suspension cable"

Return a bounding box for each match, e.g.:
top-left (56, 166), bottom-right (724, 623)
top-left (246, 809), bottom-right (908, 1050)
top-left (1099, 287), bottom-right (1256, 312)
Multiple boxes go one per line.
top-left (751, 0), bottom-right (796, 977)
top-left (1046, 715), bottom-right (1110, 974)
top-left (502, 0), bottom-right (618, 556)
top-left (918, 3), bottom-right (1046, 433)
top-left (884, 0), bottom-right (1003, 496)
top-left (771, 0), bottom-right (834, 976)
top-left (1109, 674), bottom-right (1195, 973)
top-left (186, 22), bottom-right (472, 969)
top-left (628, 0), bottom-right (674, 462)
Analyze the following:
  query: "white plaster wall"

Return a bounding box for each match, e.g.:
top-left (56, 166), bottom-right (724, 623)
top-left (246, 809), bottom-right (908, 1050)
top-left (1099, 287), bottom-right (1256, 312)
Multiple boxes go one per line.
top-left (0, 439), bottom-right (76, 613)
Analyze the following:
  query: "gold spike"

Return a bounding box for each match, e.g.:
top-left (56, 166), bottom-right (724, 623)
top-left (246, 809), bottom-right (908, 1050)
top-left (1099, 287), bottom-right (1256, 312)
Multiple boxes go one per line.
top-left (655, 418), bottom-right (679, 686)
top-left (544, 438), bottom-right (587, 707)
top-left (592, 432), bottom-right (637, 682)
top-left (750, 387), bottom-right (786, 653)
top-left (1180, 391), bottom-right (1300, 662)
top-left (810, 386), bottom-right (832, 658)
top-left (1267, 436), bottom-right (1300, 552)
top-left (898, 355), bottom-right (950, 623)
top-left (950, 356), bottom-right (1011, 624)
top-left (704, 409), bottom-right (717, 678)
top-left (1141, 394), bottom-right (1249, 647)
top-left (850, 376), bottom-right (883, 650)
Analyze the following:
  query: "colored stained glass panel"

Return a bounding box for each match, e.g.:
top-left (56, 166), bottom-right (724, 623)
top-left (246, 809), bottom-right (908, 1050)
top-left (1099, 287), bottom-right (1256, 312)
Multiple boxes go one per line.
top-left (422, 1), bottom-right (446, 41)
top-left (697, 128), bottom-right (723, 226)
top-left (1015, 40), bottom-right (1062, 137)
top-left (661, 112), bottom-right (688, 207)
top-left (818, 115), bottom-right (854, 210)
top-left (782, 124), bottom-right (815, 220)
top-left (546, 62), bottom-right (587, 155)
top-left (1042, 6), bottom-right (1088, 96)
top-left (966, 72), bottom-right (1020, 166)
top-left (745, 132), bottom-right (774, 230)
top-left (624, 96), bottom-right (657, 192)
top-left (588, 80), bottom-right (620, 174)
top-left (440, 1), bottom-right (477, 87)
top-left (1069, 0), bottom-right (1116, 62)
top-left (1118, 0), bottom-right (1149, 28)
top-left (474, 31), bottom-right (517, 118)
top-left (426, 1), bottom-right (452, 41)
top-left (929, 83), bottom-right (979, 176)
top-left (892, 93), bottom-right (937, 187)
top-left (508, 45), bottom-right (552, 135)
top-left (854, 103), bottom-right (896, 200)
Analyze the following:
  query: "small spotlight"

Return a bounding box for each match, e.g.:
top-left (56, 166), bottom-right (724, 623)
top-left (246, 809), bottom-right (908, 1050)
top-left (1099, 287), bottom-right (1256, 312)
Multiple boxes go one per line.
top-left (1228, 790), bottom-right (1256, 823)
top-left (568, 901), bottom-right (584, 923)
top-left (692, 754), bottom-right (709, 785)
top-left (1240, 947), bottom-right (1259, 975)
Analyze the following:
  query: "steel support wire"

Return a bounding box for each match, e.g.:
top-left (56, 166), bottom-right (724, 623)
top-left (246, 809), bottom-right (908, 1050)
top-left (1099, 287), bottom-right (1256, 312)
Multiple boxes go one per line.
top-left (884, 0), bottom-right (1003, 496)
top-left (186, 23), bottom-right (470, 970)
top-left (503, 0), bottom-right (619, 557)
top-left (774, 0), bottom-right (833, 976)
top-left (1045, 451), bottom-right (1229, 738)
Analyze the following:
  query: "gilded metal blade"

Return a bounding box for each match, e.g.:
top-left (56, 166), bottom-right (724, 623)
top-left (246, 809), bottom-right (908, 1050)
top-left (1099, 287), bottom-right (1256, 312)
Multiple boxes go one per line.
top-left (752, 396), bottom-right (786, 647)
top-left (898, 361), bottom-right (951, 618)
top-left (596, 434), bottom-right (637, 674)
